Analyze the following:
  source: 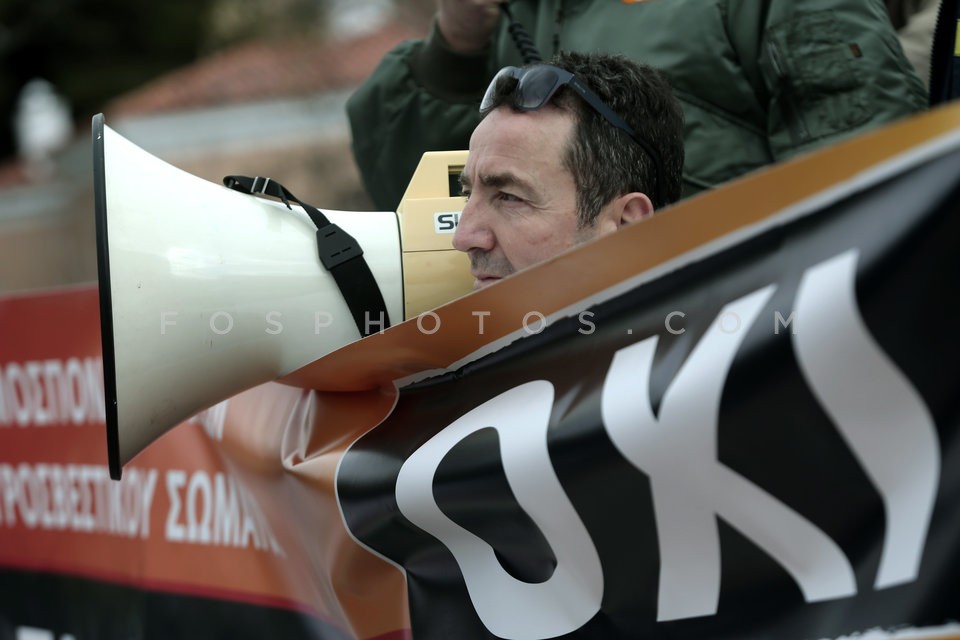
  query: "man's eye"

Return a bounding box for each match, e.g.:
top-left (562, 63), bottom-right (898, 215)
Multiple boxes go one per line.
top-left (499, 192), bottom-right (521, 202)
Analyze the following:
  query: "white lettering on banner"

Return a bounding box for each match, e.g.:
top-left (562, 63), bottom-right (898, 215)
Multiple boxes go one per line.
top-left (603, 286), bottom-right (856, 622)
top-left (792, 250), bottom-right (939, 589)
top-left (396, 381), bottom-right (603, 640)
top-left (0, 357), bottom-right (105, 427)
top-left (391, 250), bottom-right (939, 637)
top-left (164, 469), bottom-right (284, 556)
top-left (165, 470), bottom-right (187, 541)
top-left (0, 463), bottom-right (156, 538)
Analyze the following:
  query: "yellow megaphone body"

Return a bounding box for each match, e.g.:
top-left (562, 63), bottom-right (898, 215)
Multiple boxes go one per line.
top-left (92, 113), bottom-right (471, 479)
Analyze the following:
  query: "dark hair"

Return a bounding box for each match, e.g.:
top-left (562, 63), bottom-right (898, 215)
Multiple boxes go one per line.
top-left (483, 51), bottom-right (685, 225)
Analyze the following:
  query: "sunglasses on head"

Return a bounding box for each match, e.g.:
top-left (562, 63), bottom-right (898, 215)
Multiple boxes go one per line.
top-left (480, 64), bottom-right (665, 207)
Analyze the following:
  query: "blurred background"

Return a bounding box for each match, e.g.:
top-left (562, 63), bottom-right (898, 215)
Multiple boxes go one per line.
top-left (0, 0), bottom-right (434, 294)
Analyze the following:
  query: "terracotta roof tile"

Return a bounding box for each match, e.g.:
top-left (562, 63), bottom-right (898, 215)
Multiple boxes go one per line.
top-left (106, 20), bottom-right (422, 117)
top-left (0, 161), bottom-right (28, 188)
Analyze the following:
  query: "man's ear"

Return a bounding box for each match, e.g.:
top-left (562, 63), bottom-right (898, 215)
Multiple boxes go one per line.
top-left (595, 192), bottom-right (655, 234)
top-left (615, 191), bottom-right (654, 228)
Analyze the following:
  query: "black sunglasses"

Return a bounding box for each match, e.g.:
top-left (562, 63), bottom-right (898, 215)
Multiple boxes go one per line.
top-left (481, 64), bottom-right (665, 207)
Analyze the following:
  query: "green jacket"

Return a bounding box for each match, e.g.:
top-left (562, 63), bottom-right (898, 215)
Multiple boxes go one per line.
top-left (347, 0), bottom-right (928, 211)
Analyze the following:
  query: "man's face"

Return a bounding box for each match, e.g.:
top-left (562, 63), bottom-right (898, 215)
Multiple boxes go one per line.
top-left (454, 105), bottom-right (611, 290)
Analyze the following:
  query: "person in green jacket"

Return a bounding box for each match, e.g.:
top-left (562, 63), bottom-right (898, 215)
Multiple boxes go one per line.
top-left (347, 0), bottom-right (928, 212)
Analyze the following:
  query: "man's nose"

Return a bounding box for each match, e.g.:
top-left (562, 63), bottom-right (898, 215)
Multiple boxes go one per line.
top-left (452, 199), bottom-right (494, 253)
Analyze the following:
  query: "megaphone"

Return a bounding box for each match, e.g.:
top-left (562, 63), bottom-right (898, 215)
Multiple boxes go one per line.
top-left (92, 113), bottom-right (472, 479)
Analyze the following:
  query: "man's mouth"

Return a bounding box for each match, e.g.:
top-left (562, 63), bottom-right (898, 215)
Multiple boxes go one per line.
top-left (468, 252), bottom-right (513, 289)
top-left (473, 274), bottom-right (502, 289)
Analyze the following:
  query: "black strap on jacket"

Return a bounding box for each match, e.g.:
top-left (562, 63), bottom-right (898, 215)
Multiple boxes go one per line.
top-left (930, 0), bottom-right (960, 106)
top-left (223, 175), bottom-right (390, 337)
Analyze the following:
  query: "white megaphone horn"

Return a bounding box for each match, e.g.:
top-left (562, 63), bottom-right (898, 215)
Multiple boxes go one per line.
top-left (92, 113), bottom-right (471, 479)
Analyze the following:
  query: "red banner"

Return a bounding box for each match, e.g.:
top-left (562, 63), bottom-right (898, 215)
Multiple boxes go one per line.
top-left (0, 286), bottom-right (407, 638)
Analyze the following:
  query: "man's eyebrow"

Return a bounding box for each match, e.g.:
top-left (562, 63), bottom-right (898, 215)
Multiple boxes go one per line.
top-left (459, 170), bottom-right (535, 195)
top-left (474, 171), bottom-right (533, 192)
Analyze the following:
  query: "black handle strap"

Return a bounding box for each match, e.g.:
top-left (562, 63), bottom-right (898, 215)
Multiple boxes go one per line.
top-left (929, 0), bottom-right (959, 106)
top-left (223, 175), bottom-right (390, 337)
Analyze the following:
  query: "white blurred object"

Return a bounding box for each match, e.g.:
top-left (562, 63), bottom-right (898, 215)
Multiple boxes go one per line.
top-left (897, 0), bottom-right (942, 88)
top-left (327, 0), bottom-right (393, 39)
top-left (14, 78), bottom-right (73, 180)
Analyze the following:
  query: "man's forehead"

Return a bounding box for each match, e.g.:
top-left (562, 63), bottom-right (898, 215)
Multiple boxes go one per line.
top-left (464, 108), bottom-right (574, 177)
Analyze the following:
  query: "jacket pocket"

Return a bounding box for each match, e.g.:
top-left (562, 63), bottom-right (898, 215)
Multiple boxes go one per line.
top-left (759, 10), bottom-right (869, 155)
